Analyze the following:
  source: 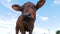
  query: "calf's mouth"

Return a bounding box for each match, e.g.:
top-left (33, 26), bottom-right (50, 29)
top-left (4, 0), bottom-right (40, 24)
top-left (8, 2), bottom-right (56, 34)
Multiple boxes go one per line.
top-left (22, 15), bottom-right (33, 22)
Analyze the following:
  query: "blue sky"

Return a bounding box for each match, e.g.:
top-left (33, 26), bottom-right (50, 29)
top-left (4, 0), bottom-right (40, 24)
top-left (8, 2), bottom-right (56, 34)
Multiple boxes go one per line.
top-left (0, 0), bottom-right (60, 34)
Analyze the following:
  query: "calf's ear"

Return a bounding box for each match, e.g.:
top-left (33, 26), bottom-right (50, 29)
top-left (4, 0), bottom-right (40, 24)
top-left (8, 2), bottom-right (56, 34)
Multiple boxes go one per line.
top-left (35, 0), bottom-right (46, 11)
top-left (12, 4), bottom-right (22, 11)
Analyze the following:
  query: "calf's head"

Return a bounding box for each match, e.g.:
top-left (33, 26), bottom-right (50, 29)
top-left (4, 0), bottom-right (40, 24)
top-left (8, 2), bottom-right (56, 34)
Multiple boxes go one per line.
top-left (12, 0), bottom-right (45, 21)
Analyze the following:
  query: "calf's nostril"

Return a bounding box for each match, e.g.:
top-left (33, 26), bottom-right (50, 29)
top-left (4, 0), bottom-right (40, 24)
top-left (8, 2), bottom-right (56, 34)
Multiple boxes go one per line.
top-left (28, 14), bottom-right (31, 16)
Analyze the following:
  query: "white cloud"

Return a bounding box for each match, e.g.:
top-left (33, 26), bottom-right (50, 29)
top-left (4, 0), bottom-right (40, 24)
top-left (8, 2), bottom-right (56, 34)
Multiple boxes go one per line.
top-left (7, 12), bottom-right (21, 19)
top-left (0, 0), bottom-right (22, 13)
top-left (0, 0), bottom-right (14, 11)
top-left (53, 0), bottom-right (60, 4)
top-left (0, 19), bottom-right (56, 34)
top-left (36, 14), bottom-right (48, 21)
top-left (0, 18), bottom-right (49, 34)
top-left (7, 0), bottom-right (11, 2)
top-left (0, 0), bottom-right (12, 7)
top-left (0, 19), bottom-right (16, 34)
top-left (33, 27), bottom-right (56, 34)
top-left (33, 27), bottom-right (49, 34)
top-left (50, 30), bottom-right (56, 34)
top-left (56, 28), bottom-right (60, 30)
top-left (39, 16), bottom-right (48, 21)
top-left (0, 17), bottom-right (56, 34)
top-left (0, 19), bottom-right (49, 34)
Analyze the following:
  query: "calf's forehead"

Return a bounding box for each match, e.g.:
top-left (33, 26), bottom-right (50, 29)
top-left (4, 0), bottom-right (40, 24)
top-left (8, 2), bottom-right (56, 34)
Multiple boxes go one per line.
top-left (22, 2), bottom-right (35, 7)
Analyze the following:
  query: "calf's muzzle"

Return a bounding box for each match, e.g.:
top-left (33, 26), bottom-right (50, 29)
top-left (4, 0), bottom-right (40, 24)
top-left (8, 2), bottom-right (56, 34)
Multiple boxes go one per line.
top-left (22, 13), bottom-right (32, 21)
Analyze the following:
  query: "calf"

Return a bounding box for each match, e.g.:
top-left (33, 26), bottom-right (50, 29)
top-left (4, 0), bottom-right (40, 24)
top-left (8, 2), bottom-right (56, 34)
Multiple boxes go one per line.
top-left (12, 0), bottom-right (45, 34)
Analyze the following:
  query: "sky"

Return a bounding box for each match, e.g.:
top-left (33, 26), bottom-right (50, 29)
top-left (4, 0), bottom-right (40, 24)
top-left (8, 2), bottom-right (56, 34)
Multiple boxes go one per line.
top-left (0, 0), bottom-right (60, 34)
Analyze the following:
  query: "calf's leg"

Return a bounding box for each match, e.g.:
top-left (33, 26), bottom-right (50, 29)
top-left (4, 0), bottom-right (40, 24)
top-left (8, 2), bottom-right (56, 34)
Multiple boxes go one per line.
top-left (21, 30), bottom-right (25, 34)
top-left (29, 31), bottom-right (32, 34)
top-left (16, 26), bottom-right (19, 34)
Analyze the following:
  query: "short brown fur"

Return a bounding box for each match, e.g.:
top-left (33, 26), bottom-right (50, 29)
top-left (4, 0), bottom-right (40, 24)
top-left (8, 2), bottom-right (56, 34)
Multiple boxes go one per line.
top-left (12, 0), bottom-right (46, 34)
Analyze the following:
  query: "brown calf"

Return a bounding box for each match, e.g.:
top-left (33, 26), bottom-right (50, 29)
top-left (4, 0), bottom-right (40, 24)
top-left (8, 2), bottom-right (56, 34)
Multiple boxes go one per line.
top-left (12, 0), bottom-right (45, 34)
